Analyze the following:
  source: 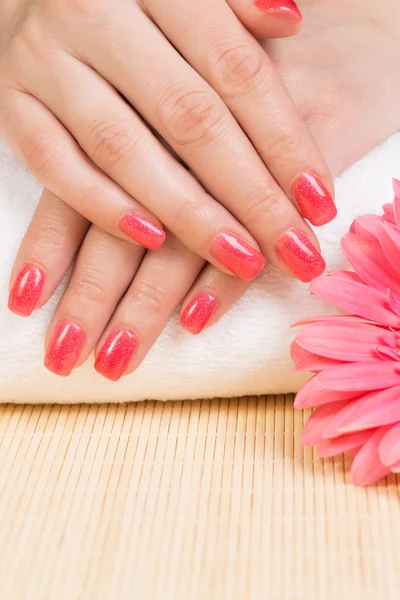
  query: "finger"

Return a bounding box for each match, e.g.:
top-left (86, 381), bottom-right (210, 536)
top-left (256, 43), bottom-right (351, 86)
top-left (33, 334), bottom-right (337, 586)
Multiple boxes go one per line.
top-left (22, 50), bottom-right (265, 280)
top-left (8, 188), bottom-right (88, 317)
top-left (144, 0), bottom-right (336, 224)
top-left (71, 4), bottom-right (328, 278)
top-left (0, 90), bottom-right (166, 251)
top-left (44, 227), bottom-right (146, 376)
top-left (180, 266), bottom-right (250, 335)
top-left (94, 236), bottom-right (204, 381)
top-left (226, 0), bottom-right (302, 39)
top-left (180, 227), bottom-right (327, 334)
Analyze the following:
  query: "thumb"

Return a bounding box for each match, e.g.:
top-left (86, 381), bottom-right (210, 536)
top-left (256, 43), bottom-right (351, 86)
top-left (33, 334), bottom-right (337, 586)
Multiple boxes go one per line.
top-left (226, 0), bottom-right (302, 39)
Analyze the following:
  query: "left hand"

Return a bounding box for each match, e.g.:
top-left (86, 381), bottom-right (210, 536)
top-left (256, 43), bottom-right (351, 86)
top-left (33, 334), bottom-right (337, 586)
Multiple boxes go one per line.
top-left (10, 189), bottom-right (253, 379)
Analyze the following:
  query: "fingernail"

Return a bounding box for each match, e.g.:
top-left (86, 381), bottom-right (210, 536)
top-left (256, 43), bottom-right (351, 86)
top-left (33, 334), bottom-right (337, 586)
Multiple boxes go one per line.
top-left (275, 228), bottom-right (326, 283)
top-left (8, 263), bottom-right (45, 317)
top-left (210, 233), bottom-right (265, 280)
top-left (118, 212), bottom-right (166, 250)
top-left (180, 292), bottom-right (220, 335)
top-left (253, 0), bottom-right (302, 20)
top-left (95, 329), bottom-right (138, 382)
top-left (44, 319), bottom-right (86, 377)
top-left (292, 173), bottom-right (337, 226)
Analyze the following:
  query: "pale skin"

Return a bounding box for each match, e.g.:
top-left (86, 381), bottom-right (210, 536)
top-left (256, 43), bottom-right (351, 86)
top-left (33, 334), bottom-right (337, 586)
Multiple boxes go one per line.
top-left (5, 0), bottom-right (400, 379)
top-left (0, 0), bottom-right (333, 279)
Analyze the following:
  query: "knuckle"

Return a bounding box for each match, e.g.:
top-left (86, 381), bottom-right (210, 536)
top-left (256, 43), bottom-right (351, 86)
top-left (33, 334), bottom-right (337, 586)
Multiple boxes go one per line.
top-left (245, 187), bottom-right (282, 225)
top-left (171, 197), bottom-right (200, 239)
top-left (212, 43), bottom-right (264, 96)
top-left (65, 0), bottom-right (104, 18)
top-left (266, 129), bottom-right (303, 166)
top-left (77, 186), bottom-right (104, 217)
top-left (130, 279), bottom-right (166, 315)
top-left (170, 190), bottom-right (215, 241)
top-left (159, 85), bottom-right (224, 147)
top-left (25, 136), bottom-right (63, 180)
top-left (73, 270), bottom-right (109, 305)
top-left (34, 204), bottom-right (68, 251)
top-left (87, 120), bottom-right (139, 173)
top-left (15, 17), bottom-right (41, 55)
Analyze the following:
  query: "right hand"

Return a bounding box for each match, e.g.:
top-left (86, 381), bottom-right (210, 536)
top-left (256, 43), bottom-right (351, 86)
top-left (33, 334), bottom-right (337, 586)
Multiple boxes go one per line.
top-left (0, 0), bottom-right (335, 283)
top-left (10, 0), bottom-right (400, 380)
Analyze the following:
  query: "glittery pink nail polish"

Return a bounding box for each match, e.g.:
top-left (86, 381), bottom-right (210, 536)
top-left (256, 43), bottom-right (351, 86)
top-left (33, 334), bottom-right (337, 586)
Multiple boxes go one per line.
top-left (44, 319), bottom-right (86, 377)
top-left (118, 212), bottom-right (166, 250)
top-left (180, 292), bottom-right (220, 335)
top-left (292, 174), bottom-right (337, 226)
top-left (253, 0), bottom-right (302, 21)
top-left (275, 228), bottom-right (326, 283)
top-left (8, 263), bottom-right (45, 317)
top-left (210, 233), bottom-right (265, 280)
top-left (95, 329), bottom-right (138, 382)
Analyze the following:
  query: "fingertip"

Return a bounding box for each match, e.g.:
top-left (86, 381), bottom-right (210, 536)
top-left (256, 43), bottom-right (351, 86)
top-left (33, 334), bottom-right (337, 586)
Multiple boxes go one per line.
top-left (180, 291), bottom-right (220, 335)
top-left (95, 328), bottom-right (139, 381)
top-left (274, 228), bottom-right (326, 283)
top-left (8, 263), bottom-right (46, 318)
top-left (291, 174), bottom-right (337, 227)
top-left (252, 0), bottom-right (302, 23)
top-left (118, 211), bottom-right (166, 250)
top-left (230, 0), bottom-right (302, 39)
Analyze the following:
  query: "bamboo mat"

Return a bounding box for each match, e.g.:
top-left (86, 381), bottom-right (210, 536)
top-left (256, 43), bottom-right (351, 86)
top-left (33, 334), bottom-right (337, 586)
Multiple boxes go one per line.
top-left (0, 395), bottom-right (399, 599)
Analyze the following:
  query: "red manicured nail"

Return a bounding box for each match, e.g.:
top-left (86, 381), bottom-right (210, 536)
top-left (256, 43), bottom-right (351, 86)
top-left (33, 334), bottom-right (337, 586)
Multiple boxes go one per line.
top-left (292, 173), bottom-right (337, 226)
top-left (8, 263), bottom-right (45, 317)
top-left (180, 292), bottom-right (220, 335)
top-left (95, 329), bottom-right (138, 382)
top-left (275, 228), bottom-right (326, 283)
top-left (253, 0), bottom-right (302, 20)
top-left (44, 319), bottom-right (86, 377)
top-left (210, 233), bottom-right (265, 280)
top-left (118, 212), bottom-right (166, 250)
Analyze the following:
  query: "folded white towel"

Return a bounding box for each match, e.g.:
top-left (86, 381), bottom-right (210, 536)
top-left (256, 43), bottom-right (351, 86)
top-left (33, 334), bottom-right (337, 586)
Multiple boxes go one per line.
top-left (1, 135), bottom-right (399, 403)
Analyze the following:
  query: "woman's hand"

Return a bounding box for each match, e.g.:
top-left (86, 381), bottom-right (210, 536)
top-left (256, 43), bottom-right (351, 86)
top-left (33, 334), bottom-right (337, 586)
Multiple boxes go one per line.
top-left (265, 0), bottom-right (400, 174)
top-left (11, 0), bottom-right (400, 380)
top-left (10, 190), bottom-right (255, 379)
top-left (0, 0), bottom-right (334, 283)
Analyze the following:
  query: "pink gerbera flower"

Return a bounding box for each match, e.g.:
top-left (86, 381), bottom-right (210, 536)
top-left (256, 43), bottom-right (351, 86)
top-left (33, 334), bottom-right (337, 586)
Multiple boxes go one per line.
top-left (292, 179), bottom-right (400, 486)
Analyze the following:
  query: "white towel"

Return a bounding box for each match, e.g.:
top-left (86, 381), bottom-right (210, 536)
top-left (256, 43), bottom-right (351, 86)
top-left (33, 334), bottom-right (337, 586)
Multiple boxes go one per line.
top-left (1, 135), bottom-right (399, 403)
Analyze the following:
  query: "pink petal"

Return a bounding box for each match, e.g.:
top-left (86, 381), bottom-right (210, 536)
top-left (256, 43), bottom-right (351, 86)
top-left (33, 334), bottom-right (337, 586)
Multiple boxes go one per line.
top-left (377, 222), bottom-right (400, 275)
top-left (293, 315), bottom-right (380, 328)
top-left (389, 460), bottom-right (400, 473)
top-left (341, 233), bottom-right (400, 295)
top-left (378, 422), bottom-right (400, 466)
top-left (310, 275), bottom-right (400, 328)
top-left (393, 177), bottom-right (400, 197)
top-left (353, 214), bottom-right (383, 240)
top-left (317, 430), bottom-right (375, 458)
top-left (317, 361), bottom-right (400, 392)
top-left (302, 401), bottom-right (351, 446)
top-left (350, 426), bottom-right (393, 486)
top-left (327, 270), bottom-right (364, 283)
top-left (383, 203), bottom-right (396, 225)
top-left (294, 375), bottom-right (358, 409)
top-left (322, 386), bottom-right (400, 437)
top-left (375, 346), bottom-right (400, 361)
top-left (349, 447), bottom-right (362, 459)
top-left (393, 179), bottom-right (400, 225)
top-left (295, 321), bottom-right (396, 362)
top-left (388, 290), bottom-right (400, 318)
top-left (290, 341), bottom-right (345, 372)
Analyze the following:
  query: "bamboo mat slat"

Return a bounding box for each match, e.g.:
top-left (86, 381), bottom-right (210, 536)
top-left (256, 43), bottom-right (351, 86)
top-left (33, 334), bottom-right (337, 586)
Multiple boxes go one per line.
top-left (0, 395), bottom-right (399, 600)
